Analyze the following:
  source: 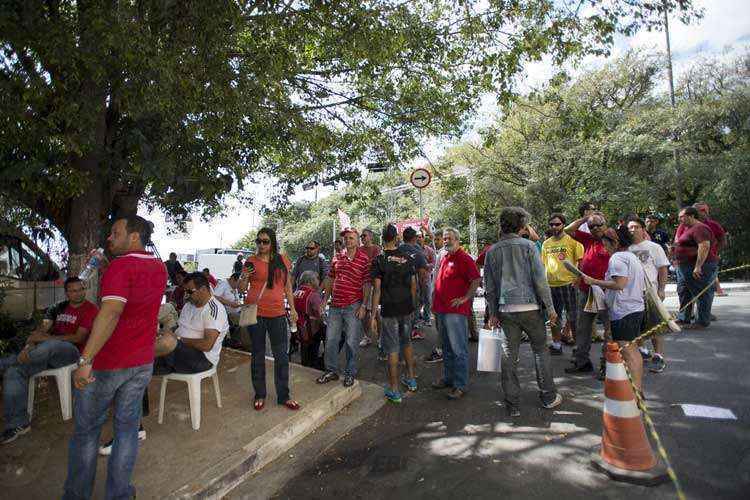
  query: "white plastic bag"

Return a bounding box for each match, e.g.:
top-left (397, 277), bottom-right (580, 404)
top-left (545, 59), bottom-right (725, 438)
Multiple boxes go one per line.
top-left (477, 328), bottom-right (503, 372)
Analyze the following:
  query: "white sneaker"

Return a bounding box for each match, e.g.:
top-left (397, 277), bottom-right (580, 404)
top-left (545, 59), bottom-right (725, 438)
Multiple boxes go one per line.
top-left (359, 335), bottom-right (372, 347)
top-left (99, 429), bottom-right (147, 456)
top-left (543, 393), bottom-right (563, 409)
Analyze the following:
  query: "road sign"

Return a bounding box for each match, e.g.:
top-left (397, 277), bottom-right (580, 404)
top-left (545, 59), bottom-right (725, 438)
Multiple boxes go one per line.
top-left (410, 168), bottom-right (431, 189)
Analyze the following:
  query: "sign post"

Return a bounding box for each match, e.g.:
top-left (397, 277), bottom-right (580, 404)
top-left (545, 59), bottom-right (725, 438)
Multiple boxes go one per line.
top-left (410, 167), bottom-right (432, 222)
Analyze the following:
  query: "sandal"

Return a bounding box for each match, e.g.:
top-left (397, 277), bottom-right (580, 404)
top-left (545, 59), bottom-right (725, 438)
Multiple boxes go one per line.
top-left (281, 399), bottom-right (301, 411)
top-left (253, 399), bottom-right (265, 411)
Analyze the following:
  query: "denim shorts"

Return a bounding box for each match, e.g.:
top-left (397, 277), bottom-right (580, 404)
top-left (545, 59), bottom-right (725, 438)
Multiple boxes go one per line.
top-left (611, 311), bottom-right (645, 342)
top-left (380, 315), bottom-right (413, 354)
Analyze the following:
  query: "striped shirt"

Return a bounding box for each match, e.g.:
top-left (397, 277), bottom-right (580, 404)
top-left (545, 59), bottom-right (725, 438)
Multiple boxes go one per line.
top-left (330, 248), bottom-right (372, 307)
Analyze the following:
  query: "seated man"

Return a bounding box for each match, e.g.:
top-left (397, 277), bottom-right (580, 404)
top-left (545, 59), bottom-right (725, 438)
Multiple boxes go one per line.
top-left (214, 273), bottom-right (242, 325)
top-left (1, 277), bottom-right (98, 444)
top-left (155, 272), bottom-right (229, 374)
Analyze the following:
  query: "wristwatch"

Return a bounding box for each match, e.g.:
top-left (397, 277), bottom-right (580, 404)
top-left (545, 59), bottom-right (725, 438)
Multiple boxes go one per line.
top-left (77, 356), bottom-right (92, 368)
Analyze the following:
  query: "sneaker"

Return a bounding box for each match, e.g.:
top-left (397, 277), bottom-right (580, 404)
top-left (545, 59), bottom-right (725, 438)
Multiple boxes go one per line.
top-left (99, 427), bottom-right (147, 456)
top-left (0, 424), bottom-right (30, 444)
top-left (650, 354), bottom-right (666, 373)
top-left (424, 348), bottom-right (443, 364)
top-left (446, 387), bottom-right (466, 400)
top-left (549, 345), bottom-right (563, 356)
top-left (411, 330), bottom-right (425, 340)
top-left (384, 388), bottom-right (402, 404)
top-left (359, 335), bottom-right (372, 347)
top-left (507, 405), bottom-right (521, 417)
top-left (596, 359), bottom-right (606, 381)
top-left (542, 393), bottom-right (563, 409)
top-left (565, 361), bottom-right (594, 374)
top-left (520, 333), bottom-right (529, 343)
top-left (343, 375), bottom-right (355, 387)
top-left (401, 376), bottom-right (418, 392)
top-left (423, 320), bottom-right (432, 327)
top-left (592, 334), bottom-right (604, 343)
top-left (316, 371), bottom-right (339, 384)
top-left (377, 351), bottom-right (388, 361)
top-left (639, 347), bottom-right (651, 360)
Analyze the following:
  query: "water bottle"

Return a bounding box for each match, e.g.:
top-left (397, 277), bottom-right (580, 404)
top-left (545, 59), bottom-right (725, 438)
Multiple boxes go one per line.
top-left (79, 248), bottom-right (104, 281)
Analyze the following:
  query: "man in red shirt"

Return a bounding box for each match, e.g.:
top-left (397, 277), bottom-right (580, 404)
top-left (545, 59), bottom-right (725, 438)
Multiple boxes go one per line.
top-left (1, 277), bottom-right (97, 444)
top-left (64, 215), bottom-right (167, 500)
top-left (564, 212), bottom-right (611, 373)
top-left (673, 206), bottom-right (718, 329)
top-left (694, 202), bottom-right (728, 296)
top-left (431, 227), bottom-right (481, 400)
top-left (317, 227), bottom-right (372, 387)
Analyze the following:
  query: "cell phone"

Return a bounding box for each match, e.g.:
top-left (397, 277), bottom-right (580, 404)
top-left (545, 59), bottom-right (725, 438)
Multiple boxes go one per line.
top-left (244, 261), bottom-right (255, 273)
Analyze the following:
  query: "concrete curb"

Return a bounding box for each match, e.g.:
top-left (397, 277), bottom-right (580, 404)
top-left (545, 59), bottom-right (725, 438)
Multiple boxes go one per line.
top-left (167, 380), bottom-right (362, 499)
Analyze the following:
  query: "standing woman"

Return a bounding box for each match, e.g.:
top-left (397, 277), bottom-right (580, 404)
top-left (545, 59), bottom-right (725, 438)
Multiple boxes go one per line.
top-left (239, 228), bottom-right (300, 411)
top-left (582, 226), bottom-right (646, 394)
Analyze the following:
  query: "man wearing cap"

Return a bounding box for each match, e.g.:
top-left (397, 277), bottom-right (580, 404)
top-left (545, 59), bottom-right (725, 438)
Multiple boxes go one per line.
top-left (317, 227), bottom-right (372, 387)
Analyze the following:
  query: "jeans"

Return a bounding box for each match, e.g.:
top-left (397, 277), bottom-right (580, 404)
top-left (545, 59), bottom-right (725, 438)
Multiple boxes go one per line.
top-left (419, 281), bottom-right (432, 322)
top-left (573, 288), bottom-right (609, 367)
top-left (63, 364), bottom-right (153, 500)
top-left (435, 313), bottom-right (469, 390)
top-left (1, 339), bottom-right (79, 429)
top-left (325, 301), bottom-right (363, 377)
top-left (249, 315), bottom-right (290, 404)
top-left (499, 310), bottom-right (557, 406)
top-left (676, 261), bottom-right (718, 326)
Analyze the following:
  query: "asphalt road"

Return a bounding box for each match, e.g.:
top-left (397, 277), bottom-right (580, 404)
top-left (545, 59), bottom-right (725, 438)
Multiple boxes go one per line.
top-left (272, 292), bottom-right (750, 500)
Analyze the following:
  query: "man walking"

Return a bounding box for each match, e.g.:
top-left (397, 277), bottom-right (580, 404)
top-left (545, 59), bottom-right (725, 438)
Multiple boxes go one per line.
top-left (628, 217), bottom-right (670, 372)
top-left (541, 213), bottom-right (584, 355)
top-left (291, 240), bottom-right (329, 289)
top-left (63, 215), bottom-right (167, 500)
top-left (358, 229), bottom-right (381, 348)
top-left (431, 228), bottom-right (481, 400)
top-left (317, 228), bottom-right (372, 387)
top-left (673, 206), bottom-right (718, 329)
top-left (485, 207), bottom-right (562, 416)
top-left (370, 224), bottom-right (418, 403)
top-left (1, 277), bottom-right (98, 444)
top-left (416, 232), bottom-right (436, 327)
top-left (564, 212), bottom-right (610, 373)
top-left (399, 227), bottom-right (429, 339)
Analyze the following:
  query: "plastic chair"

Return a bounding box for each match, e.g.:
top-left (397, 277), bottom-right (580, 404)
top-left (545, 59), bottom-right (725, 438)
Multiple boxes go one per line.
top-left (157, 366), bottom-right (222, 430)
top-left (28, 363), bottom-right (76, 421)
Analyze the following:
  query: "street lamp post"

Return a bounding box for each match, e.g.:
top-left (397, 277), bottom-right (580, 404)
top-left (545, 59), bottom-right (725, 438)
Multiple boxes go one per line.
top-left (663, 0), bottom-right (683, 209)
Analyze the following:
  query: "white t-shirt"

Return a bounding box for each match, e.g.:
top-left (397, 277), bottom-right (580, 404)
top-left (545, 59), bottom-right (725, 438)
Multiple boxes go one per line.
top-left (214, 279), bottom-right (240, 314)
top-left (176, 296), bottom-right (229, 366)
top-left (628, 240), bottom-right (669, 286)
top-left (604, 251), bottom-right (645, 321)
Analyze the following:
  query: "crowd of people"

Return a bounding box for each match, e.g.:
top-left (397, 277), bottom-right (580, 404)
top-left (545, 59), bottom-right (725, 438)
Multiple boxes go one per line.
top-left (0, 199), bottom-right (728, 498)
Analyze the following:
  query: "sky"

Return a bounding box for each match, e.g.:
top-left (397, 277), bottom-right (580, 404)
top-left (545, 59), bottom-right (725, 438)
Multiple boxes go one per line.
top-left (149, 0), bottom-right (750, 258)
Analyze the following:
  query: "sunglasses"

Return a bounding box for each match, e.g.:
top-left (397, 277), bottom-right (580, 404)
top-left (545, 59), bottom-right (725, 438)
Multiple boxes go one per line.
top-left (589, 223), bottom-right (604, 228)
top-left (255, 238), bottom-right (271, 245)
top-left (549, 222), bottom-right (562, 227)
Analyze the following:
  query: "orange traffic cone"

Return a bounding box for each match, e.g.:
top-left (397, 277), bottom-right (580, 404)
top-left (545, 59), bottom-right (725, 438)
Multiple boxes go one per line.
top-left (591, 342), bottom-right (668, 485)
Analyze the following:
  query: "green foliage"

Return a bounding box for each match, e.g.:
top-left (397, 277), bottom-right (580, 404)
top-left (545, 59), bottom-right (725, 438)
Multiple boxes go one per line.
top-left (0, 0), bottom-right (700, 258)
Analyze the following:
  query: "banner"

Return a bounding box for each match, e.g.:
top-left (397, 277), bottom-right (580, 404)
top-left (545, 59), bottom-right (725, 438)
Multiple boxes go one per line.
top-left (395, 216), bottom-right (430, 235)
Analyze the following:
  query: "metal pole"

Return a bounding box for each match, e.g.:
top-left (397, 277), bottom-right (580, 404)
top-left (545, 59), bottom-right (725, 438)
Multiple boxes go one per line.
top-left (663, 0), bottom-right (683, 209)
top-left (419, 188), bottom-right (423, 220)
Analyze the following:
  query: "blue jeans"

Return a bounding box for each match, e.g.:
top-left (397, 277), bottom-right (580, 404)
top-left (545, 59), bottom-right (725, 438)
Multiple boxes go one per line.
top-left (325, 302), bottom-right (363, 377)
top-left (1, 339), bottom-right (79, 429)
top-left (419, 281), bottom-right (432, 322)
top-left (63, 364), bottom-right (153, 500)
top-left (435, 313), bottom-right (469, 390)
top-left (676, 261), bottom-right (718, 326)
top-left (249, 316), bottom-right (290, 404)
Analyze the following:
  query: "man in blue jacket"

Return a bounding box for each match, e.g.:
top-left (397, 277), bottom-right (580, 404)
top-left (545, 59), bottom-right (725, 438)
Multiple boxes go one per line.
top-left (484, 207), bottom-right (563, 417)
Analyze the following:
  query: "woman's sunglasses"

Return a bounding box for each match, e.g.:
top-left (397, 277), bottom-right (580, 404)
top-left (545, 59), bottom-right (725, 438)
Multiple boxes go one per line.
top-left (255, 238), bottom-right (271, 245)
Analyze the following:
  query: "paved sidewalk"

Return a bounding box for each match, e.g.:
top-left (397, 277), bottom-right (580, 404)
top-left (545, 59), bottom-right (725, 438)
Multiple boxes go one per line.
top-left (0, 349), bottom-right (371, 499)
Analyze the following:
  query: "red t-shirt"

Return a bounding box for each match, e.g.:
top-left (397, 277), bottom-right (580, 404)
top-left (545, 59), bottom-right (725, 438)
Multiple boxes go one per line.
top-left (94, 251), bottom-right (168, 370)
top-left (51, 301), bottom-right (99, 352)
top-left (573, 230), bottom-right (610, 291)
top-left (329, 248), bottom-right (372, 307)
top-left (207, 274), bottom-right (218, 288)
top-left (673, 222), bottom-right (718, 265)
top-left (476, 244), bottom-right (493, 267)
top-left (432, 248), bottom-right (481, 317)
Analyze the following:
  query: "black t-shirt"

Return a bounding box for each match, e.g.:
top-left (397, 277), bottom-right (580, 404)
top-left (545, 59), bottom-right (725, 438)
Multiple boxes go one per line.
top-left (371, 248), bottom-right (416, 317)
top-left (648, 229), bottom-right (670, 255)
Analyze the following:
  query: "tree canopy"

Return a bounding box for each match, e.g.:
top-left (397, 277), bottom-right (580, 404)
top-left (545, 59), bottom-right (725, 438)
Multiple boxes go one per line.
top-left (0, 0), bottom-right (700, 269)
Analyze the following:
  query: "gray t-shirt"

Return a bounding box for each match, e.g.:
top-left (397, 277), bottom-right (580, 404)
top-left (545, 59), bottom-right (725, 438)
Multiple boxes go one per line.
top-left (604, 251), bottom-right (645, 321)
top-left (292, 255), bottom-right (330, 288)
top-left (398, 243), bottom-right (427, 270)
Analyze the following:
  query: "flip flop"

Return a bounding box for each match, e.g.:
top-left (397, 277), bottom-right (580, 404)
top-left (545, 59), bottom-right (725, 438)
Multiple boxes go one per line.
top-left (253, 399), bottom-right (265, 411)
top-left (281, 400), bottom-right (301, 411)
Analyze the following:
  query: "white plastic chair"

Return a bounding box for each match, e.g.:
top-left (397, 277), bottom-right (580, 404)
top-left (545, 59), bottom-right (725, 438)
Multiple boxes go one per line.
top-left (28, 363), bottom-right (76, 421)
top-left (157, 366), bottom-right (222, 431)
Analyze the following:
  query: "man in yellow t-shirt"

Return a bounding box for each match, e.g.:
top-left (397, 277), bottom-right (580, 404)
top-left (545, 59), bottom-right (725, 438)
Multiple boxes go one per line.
top-left (541, 213), bottom-right (584, 355)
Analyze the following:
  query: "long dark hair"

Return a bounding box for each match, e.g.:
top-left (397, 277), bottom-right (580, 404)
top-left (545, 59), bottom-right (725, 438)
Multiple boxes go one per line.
top-left (257, 227), bottom-right (287, 289)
